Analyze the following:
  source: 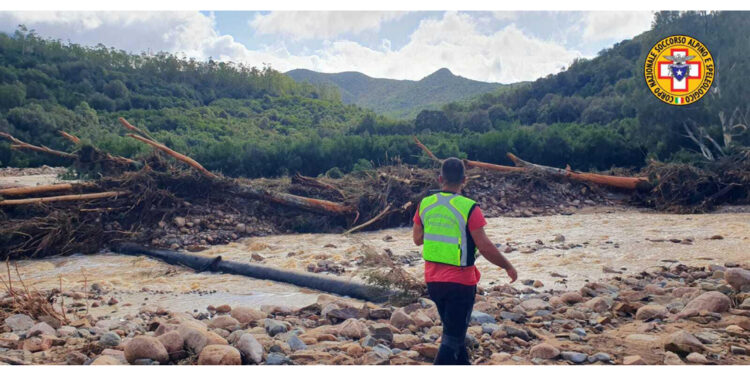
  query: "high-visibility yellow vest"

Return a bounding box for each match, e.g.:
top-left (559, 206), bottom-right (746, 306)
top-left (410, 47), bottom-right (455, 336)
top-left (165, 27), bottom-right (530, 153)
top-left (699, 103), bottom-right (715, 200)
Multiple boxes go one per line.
top-left (419, 192), bottom-right (478, 267)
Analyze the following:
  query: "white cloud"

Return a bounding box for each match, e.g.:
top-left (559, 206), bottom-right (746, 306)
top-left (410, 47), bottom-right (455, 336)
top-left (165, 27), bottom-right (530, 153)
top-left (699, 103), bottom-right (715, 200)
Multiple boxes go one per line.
top-left (492, 11), bottom-right (518, 21)
top-left (0, 11), bottom-right (588, 83)
top-left (582, 11), bottom-right (654, 42)
top-left (250, 11), bottom-right (406, 40)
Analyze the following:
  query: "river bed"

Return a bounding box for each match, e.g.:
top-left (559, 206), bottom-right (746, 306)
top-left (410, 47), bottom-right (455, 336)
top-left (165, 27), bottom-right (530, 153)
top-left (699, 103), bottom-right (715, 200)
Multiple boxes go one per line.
top-left (12, 207), bottom-right (749, 318)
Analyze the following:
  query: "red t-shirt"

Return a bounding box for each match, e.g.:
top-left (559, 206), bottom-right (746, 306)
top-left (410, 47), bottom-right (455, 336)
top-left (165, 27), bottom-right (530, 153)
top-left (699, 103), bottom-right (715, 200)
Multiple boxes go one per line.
top-left (413, 200), bottom-right (487, 286)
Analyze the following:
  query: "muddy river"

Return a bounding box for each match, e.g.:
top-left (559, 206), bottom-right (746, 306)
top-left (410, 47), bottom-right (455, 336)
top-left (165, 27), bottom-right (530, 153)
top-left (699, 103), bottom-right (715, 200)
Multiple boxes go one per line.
top-left (11, 208), bottom-right (750, 318)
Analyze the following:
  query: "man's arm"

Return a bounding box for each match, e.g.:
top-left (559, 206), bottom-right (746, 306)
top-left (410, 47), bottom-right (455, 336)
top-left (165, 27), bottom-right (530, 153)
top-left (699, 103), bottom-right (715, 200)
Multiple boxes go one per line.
top-left (470, 227), bottom-right (517, 283)
top-left (412, 222), bottom-right (424, 246)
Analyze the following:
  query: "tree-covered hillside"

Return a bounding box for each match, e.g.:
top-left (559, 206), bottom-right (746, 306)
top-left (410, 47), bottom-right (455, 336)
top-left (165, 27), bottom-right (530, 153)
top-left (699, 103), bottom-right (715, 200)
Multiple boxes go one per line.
top-left (1, 11), bottom-right (747, 179)
top-left (286, 67), bottom-right (505, 119)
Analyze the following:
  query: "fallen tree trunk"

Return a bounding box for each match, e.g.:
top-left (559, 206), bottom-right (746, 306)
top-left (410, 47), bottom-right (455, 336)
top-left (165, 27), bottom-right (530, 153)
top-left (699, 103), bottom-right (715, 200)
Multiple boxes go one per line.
top-left (0, 132), bottom-right (77, 160)
top-left (0, 191), bottom-right (129, 206)
top-left (112, 242), bottom-right (391, 303)
top-left (0, 184), bottom-right (74, 196)
top-left (292, 173), bottom-right (346, 199)
top-left (506, 153), bottom-right (651, 191)
top-left (124, 123), bottom-right (355, 216)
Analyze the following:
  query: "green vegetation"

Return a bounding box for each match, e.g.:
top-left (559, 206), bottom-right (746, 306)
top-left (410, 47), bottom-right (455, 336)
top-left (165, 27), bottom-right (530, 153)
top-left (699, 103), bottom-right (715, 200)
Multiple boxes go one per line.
top-left (286, 67), bottom-right (506, 119)
top-left (1, 11), bottom-right (748, 179)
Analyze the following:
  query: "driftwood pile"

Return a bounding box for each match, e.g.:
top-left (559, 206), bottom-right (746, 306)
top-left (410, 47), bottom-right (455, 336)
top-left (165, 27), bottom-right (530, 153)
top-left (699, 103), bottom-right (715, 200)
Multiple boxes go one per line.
top-left (1, 118), bottom-right (748, 260)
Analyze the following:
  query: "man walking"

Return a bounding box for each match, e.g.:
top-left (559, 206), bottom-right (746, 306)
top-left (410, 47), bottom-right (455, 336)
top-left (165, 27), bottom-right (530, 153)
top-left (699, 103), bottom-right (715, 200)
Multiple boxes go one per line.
top-left (413, 157), bottom-right (517, 365)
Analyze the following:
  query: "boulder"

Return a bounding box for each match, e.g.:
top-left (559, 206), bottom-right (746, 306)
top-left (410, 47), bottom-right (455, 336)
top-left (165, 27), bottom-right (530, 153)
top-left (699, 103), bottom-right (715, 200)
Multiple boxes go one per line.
top-left (208, 316), bottom-right (241, 331)
top-left (235, 333), bottom-right (264, 364)
top-left (369, 323), bottom-right (394, 343)
top-left (725, 268), bottom-right (750, 291)
top-left (90, 355), bottom-right (121, 365)
top-left (4, 314), bottom-right (34, 332)
top-left (560, 351), bottom-right (587, 363)
top-left (264, 319), bottom-right (288, 337)
top-left (664, 331), bottom-right (706, 355)
top-left (529, 343), bottom-right (560, 359)
top-left (124, 336), bottom-right (169, 364)
top-left (99, 332), bottom-right (122, 347)
top-left (337, 318), bottom-right (368, 339)
top-left (623, 355), bottom-right (646, 365)
top-left (520, 298), bottom-right (550, 311)
top-left (390, 308), bottom-right (415, 329)
top-left (686, 352), bottom-right (708, 364)
top-left (27, 322), bottom-right (56, 337)
top-left (413, 343), bottom-right (438, 359)
top-left (635, 304), bottom-right (668, 321)
top-left (560, 292), bottom-right (583, 304)
top-left (230, 307), bottom-right (267, 324)
top-left (197, 345), bottom-right (242, 365)
top-left (663, 351), bottom-right (684, 365)
top-left (584, 297), bottom-right (611, 313)
top-left (65, 351), bottom-right (89, 365)
top-left (392, 334), bottom-right (421, 350)
top-left (411, 310), bottom-right (434, 328)
top-left (470, 311), bottom-right (496, 325)
top-left (287, 335), bottom-right (307, 351)
top-left (178, 324), bottom-right (210, 353)
top-left (157, 331), bottom-right (184, 359)
top-left (679, 291), bottom-right (731, 317)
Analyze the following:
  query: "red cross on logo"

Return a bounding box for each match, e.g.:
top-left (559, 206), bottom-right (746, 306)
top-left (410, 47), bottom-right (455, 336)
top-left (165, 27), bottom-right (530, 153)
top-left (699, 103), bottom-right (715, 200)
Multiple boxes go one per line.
top-left (658, 48), bottom-right (701, 92)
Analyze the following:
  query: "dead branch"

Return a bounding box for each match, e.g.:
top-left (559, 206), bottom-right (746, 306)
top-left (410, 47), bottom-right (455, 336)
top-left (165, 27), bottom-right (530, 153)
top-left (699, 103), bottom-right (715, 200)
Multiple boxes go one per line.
top-left (0, 132), bottom-right (77, 160)
top-left (292, 173), bottom-right (346, 199)
top-left (0, 184), bottom-right (74, 196)
top-left (58, 130), bottom-right (81, 144)
top-left (127, 134), bottom-right (218, 179)
top-left (233, 184), bottom-right (355, 216)
top-left (413, 136), bottom-right (440, 161)
top-left (0, 191), bottom-right (129, 206)
top-left (344, 203), bottom-right (393, 235)
top-left (464, 159), bottom-right (525, 173)
top-left (118, 117), bottom-right (155, 141)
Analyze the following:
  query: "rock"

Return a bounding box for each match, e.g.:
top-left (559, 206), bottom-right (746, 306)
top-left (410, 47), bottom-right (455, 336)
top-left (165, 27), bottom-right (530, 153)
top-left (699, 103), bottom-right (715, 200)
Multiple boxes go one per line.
top-left (731, 346), bottom-right (747, 355)
top-left (686, 352), bottom-right (708, 364)
top-left (372, 344), bottom-right (393, 359)
top-left (664, 331), bottom-right (706, 355)
top-left (215, 304), bottom-right (232, 313)
top-left (413, 343), bottom-right (438, 359)
top-left (490, 352), bottom-right (512, 363)
top-left (411, 310), bottom-right (433, 328)
top-left (91, 355), bottom-right (121, 365)
top-left (584, 297), bottom-right (611, 313)
top-left (337, 318), bottom-right (368, 339)
top-left (679, 291), bottom-right (731, 316)
top-left (57, 326), bottom-right (78, 337)
top-left (635, 304), bottom-right (668, 321)
top-left (235, 333), bottom-right (264, 364)
top-left (533, 280), bottom-right (544, 288)
top-left (470, 311), bottom-right (496, 325)
top-left (4, 314), bottom-right (34, 332)
top-left (390, 308), bottom-right (415, 329)
top-left (561, 351), bottom-right (587, 364)
top-left (623, 355), bottom-right (646, 365)
top-left (173, 217), bottom-right (186, 227)
top-left (344, 342), bottom-right (364, 357)
top-left (560, 292), bottom-right (583, 304)
top-left (725, 268), bottom-right (750, 291)
top-left (481, 323), bottom-right (500, 335)
top-left (663, 351), bottom-right (683, 365)
top-left (369, 308), bottom-right (392, 320)
top-left (101, 349), bottom-right (127, 363)
top-left (265, 352), bottom-right (292, 365)
top-left (230, 306), bottom-right (266, 324)
top-left (124, 336), bottom-right (169, 364)
top-left (504, 326), bottom-right (531, 341)
top-left (27, 322), bottom-right (56, 337)
top-left (287, 335), bottom-right (307, 351)
top-left (392, 334), bottom-right (421, 349)
top-left (499, 311), bottom-right (525, 323)
top-left (572, 327), bottom-right (586, 337)
top-left (264, 319), bottom-right (288, 337)
top-left (740, 298), bottom-right (750, 310)
top-left (178, 325), bottom-right (210, 353)
top-left (589, 352), bottom-right (611, 363)
top-left (133, 359), bottom-right (159, 365)
top-left (529, 343), bottom-right (560, 359)
top-left (208, 316), bottom-right (240, 331)
top-left (197, 345), bottom-right (241, 365)
top-left (100, 332), bottom-right (122, 347)
top-left (368, 323), bottom-right (394, 343)
top-left (22, 336), bottom-right (53, 352)
top-left (520, 298), bottom-right (550, 311)
top-left (361, 335), bottom-right (378, 347)
top-left (65, 351), bottom-right (89, 365)
top-left (157, 331), bottom-right (184, 359)
top-left (323, 305), bottom-right (362, 321)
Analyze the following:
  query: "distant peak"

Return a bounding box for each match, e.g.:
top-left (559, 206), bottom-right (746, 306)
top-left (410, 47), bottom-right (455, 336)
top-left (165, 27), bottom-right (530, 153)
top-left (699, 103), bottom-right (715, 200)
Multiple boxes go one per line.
top-left (431, 68), bottom-right (453, 76)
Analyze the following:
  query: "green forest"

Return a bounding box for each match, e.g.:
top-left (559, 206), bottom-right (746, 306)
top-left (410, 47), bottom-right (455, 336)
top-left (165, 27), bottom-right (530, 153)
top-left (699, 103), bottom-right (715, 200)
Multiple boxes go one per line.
top-left (1, 11), bottom-right (748, 178)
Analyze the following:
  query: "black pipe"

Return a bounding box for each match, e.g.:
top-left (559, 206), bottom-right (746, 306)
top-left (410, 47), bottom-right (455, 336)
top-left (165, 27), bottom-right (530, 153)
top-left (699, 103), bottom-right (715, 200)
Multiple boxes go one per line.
top-left (112, 242), bottom-right (391, 303)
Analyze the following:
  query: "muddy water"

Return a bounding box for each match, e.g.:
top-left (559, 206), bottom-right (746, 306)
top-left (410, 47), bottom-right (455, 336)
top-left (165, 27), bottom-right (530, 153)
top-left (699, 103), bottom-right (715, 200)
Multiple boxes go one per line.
top-left (13, 208), bottom-right (749, 318)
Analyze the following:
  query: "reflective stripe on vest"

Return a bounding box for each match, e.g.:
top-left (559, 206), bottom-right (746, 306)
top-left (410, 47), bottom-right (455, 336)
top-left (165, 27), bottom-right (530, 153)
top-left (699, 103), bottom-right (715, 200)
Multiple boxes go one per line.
top-left (419, 193), bottom-right (474, 266)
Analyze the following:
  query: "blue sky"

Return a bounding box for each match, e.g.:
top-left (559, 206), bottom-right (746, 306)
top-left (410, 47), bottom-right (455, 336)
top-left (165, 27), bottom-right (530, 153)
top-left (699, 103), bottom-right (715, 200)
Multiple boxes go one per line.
top-left (0, 11), bottom-right (654, 83)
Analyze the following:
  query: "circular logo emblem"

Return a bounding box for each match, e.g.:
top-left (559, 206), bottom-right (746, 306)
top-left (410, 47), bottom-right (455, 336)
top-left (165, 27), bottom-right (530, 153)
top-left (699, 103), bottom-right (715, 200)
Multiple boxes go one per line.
top-left (644, 35), bottom-right (714, 106)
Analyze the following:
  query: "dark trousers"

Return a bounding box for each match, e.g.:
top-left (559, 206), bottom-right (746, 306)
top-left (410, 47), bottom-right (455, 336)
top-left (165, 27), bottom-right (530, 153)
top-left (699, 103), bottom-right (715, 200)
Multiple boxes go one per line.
top-left (427, 282), bottom-right (476, 365)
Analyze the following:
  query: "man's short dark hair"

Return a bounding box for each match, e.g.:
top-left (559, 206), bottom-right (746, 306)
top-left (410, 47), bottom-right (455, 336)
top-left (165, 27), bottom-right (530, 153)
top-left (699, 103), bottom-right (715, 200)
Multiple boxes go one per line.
top-left (441, 157), bottom-right (465, 185)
